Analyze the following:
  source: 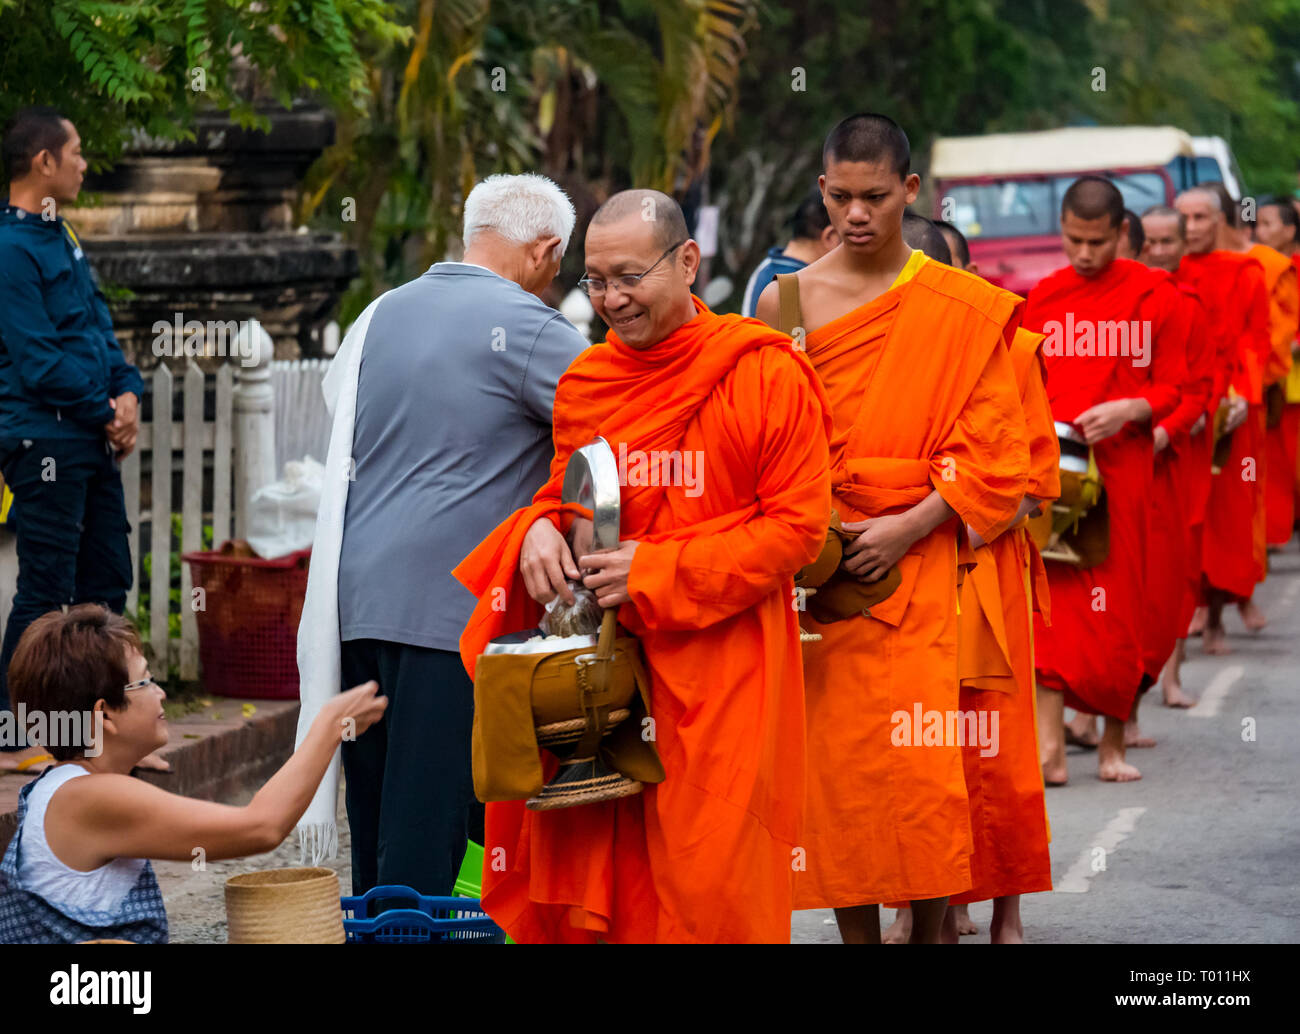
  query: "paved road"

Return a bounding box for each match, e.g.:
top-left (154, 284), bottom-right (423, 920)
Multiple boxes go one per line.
top-left (793, 547), bottom-right (1300, 944)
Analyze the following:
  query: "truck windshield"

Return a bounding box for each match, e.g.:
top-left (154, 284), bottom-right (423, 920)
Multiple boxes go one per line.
top-left (946, 171), bottom-right (1166, 240)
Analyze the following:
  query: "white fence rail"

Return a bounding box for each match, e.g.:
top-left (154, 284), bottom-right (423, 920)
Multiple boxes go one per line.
top-left (272, 358), bottom-right (331, 471)
top-left (121, 362), bottom-right (235, 680)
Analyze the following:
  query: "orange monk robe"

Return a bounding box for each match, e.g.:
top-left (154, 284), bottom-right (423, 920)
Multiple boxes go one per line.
top-left (795, 251), bottom-right (1030, 909)
top-left (1142, 280), bottom-right (1207, 679)
top-left (1250, 244), bottom-right (1300, 545)
top-left (1282, 252), bottom-right (1300, 522)
top-left (453, 298), bottom-right (832, 943)
top-left (949, 327), bottom-right (1057, 905)
top-left (1165, 282), bottom-right (1215, 635)
top-left (1024, 259), bottom-right (1183, 720)
top-left (1180, 252), bottom-right (1271, 598)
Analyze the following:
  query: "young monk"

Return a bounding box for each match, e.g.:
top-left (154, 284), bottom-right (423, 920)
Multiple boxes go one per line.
top-left (1142, 206), bottom-right (1213, 709)
top-left (936, 220), bottom-right (979, 276)
top-left (756, 114), bottom-right (1029, 945)
top-left (1174, 187), bottom-right (1271, 654)
top-left (920, 218), bottom-right (1057, 943)
top-left (454, 189), bottom-right (832, 943)
top-left (1066, 208), bottom-right (1197, 748)
top-left (1025, 178), bottom-right (1183, 785)
top-left (1253, 198), bottom-right (1300, 543)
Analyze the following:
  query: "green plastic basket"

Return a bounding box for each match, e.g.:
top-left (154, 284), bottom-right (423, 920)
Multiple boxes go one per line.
top-left (456, 839), bottom-right (514, 944)
top-left (454, 840), bottom-right (484, 899)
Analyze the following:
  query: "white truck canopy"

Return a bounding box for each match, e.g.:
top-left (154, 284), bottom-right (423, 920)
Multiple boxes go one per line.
top-left (932, 126), bottom-right (1195, 180)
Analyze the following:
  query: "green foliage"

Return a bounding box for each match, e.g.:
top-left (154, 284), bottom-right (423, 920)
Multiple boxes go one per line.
top-left (1079, 0), bottom-right (1300, 193)
top-left (0, 0), bottom-right (409, 174)
top-left (300, 0), bottom-right (760, 325)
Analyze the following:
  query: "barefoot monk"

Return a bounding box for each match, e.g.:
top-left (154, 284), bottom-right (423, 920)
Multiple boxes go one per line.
top-left (757, 114), bottom-right (1029, 944)
top-left (1024, 178), bottom-right (1182, 785)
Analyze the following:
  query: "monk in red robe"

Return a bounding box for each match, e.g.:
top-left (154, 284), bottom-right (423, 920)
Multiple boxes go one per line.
top-left (1025, 178), bottom-right (1183, 785)
top-left (1208, 186), bottom-right (1298, 626)
top-left (1251, 198), bottom-right (1300, 548)
top-left (1174, 187), bottom-right (1271, 654)
top-left (1065, 210), bottom-right (1200, 749)
top-left (1142, 206), bottom-right (1213, 709)
top-left (756, 114), bottom-right (1029, 944)
top-left (454, 189), bottom-right (832, 943)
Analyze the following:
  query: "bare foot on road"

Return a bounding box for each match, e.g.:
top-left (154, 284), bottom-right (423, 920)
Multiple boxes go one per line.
top-left (1099, 756), bottom-right (1142, 781)
top-left (1202, 624), bottom-right (1232, 655)
top-left (1237, 598), bottom-right (1267, 633)
top-left (882, 908), bottom-right (911, 944)
top-left (1065, 712), bottom-right (1100, 748)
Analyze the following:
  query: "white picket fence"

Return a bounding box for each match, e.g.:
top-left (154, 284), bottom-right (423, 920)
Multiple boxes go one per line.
top-left (271, 358), bottom-right (331, 471)
top-left (121, 362), bottom-right (235, 681)
top-left (123, 353), bottom-right (329, 680)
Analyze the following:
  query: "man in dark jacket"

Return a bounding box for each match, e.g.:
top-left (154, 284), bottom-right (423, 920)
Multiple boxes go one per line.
top-left (0, 107), bottom-right (150, 774)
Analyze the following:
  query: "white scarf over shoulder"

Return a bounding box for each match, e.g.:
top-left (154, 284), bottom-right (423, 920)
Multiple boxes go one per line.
top-left (294, 295), bottom-right (383, 864)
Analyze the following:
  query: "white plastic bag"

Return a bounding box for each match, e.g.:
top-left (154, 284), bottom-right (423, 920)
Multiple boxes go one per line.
top-left (246, 456), bottom-right (325, 559)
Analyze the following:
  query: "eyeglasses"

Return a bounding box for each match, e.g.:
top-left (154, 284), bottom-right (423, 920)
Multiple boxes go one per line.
top-left (579, 240), bottom-right (687, 296)
top-left (123, 677), bottom-right (158, 692)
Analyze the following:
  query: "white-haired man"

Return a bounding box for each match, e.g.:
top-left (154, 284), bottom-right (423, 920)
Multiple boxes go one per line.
top-left (294, 173), bottom-right (589, 893)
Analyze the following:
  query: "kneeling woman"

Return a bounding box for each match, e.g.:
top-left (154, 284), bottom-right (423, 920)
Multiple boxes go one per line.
top-left (0, 605), bottom-right (385, 943)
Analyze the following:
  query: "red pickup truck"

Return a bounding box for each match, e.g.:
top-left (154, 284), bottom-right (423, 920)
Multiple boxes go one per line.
top-left (929, 126), bottom-right (1239, 296)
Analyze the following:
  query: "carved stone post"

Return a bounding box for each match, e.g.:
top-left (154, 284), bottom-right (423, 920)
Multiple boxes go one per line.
top-left (233, 320), bottom-right (277, 541)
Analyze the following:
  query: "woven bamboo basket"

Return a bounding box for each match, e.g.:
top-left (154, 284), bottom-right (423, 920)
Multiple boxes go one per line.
top-left (225, 867), bottom-right (345, 944)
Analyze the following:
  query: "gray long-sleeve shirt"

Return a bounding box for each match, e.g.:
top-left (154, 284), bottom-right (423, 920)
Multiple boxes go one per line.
top-left (337, 263), bottom-right (588, 651)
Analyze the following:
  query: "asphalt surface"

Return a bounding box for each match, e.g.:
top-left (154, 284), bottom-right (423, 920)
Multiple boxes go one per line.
top-left (792, 546), bottom-right (1300, 944)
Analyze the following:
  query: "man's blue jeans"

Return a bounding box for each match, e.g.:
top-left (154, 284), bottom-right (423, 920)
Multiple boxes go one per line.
top-left (0, 437), bottom-right (133, 749)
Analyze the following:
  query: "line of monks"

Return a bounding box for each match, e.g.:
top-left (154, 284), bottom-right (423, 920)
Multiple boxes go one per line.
top-left (451, 113), bottom-right (1298, 943)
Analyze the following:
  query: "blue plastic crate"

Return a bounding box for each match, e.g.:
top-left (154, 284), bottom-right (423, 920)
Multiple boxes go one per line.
top-left (340, 885), bottom-right (506, 944)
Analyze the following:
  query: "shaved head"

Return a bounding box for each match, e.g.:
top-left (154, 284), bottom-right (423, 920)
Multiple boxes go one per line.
top-left (1200, 181), bottom-right (1239, 227)
top-left (1141, 206), bottom-right (1186, 272)
top-left (1255, 196), bottom-right (1299, 253)
top-left (934, 220), bottom-right (971, 267)
top-left (1061, 176), bottom-right (1124, 229)
top-left (1142, 205), bottom-right (1185, 239)
top-left (1175, 188), bottom-right (1223, 255)
top-left (590, 188), bottom-right (689, 251)
top-left (1120, 209), bottom-right (1144, 259)
top-left (901, 211), bottom-right (952, 264)
top-left (823, 112), bottom-right (910, 178)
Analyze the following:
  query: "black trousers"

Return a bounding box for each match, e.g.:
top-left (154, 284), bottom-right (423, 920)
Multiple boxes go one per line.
top-left (0, 437), bottom-right (132, 749)
top-left (339, 639), bottom-right (484, 898)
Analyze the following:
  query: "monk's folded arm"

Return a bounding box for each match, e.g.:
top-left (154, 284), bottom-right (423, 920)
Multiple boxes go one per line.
top-left (626, 352), bottom-right (831, 631)
top-left (899, 489), bottom-right (957, 541)
top-left (929, 345), bottom-right (1030, 543)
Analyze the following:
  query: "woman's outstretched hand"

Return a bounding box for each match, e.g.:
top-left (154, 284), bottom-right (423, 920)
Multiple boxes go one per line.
top-left (320, 680), bottom-right (387, 741)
